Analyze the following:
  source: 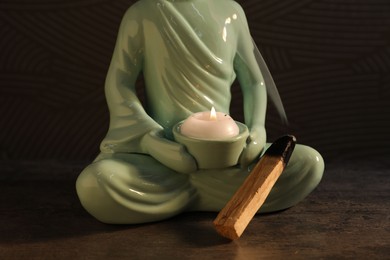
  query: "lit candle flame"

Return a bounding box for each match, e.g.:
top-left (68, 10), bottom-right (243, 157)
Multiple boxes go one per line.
top-left (210, 107), bottom-right (217, 121)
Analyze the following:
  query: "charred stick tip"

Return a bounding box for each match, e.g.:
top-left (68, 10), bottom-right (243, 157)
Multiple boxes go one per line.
top-left (264, 135), bottom-right (296, 166)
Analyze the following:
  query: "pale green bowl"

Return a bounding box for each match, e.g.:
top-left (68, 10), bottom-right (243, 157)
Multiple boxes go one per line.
top-left (172, 121), bottom-right (249, 169)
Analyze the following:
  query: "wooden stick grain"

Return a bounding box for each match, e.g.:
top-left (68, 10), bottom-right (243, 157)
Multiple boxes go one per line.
top-left (213, 135), bottom-right (296, 240)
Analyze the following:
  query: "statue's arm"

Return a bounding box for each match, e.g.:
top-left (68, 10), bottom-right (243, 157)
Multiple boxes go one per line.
top-left (101, 5), bottom-right (162, 154)
top-left (101, 5), bottom-right (197, 173)
top-left (233, 4), bottom-right (267, 166)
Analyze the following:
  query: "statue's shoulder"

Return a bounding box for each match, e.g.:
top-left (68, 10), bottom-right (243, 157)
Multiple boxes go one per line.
top-left (218, 0), bottom-right (244, 10)
top-left (119, 0), bottom-right (156, 26)
top-left (211, 0), bottom-right (246, 19)
top-left (123, 0), bottom-right (152, 17)
top-left (229, 0), bottom-right (246, 14)
top-left (125, 1), bottom-right (142, 12)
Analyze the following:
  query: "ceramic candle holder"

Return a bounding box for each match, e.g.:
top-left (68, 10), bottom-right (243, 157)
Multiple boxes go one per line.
top-left (173, 121), bottom-right (249, 169)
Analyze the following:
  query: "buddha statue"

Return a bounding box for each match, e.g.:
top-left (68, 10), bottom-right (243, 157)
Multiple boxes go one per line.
top-left (76, 0), bottom-right (324, 224)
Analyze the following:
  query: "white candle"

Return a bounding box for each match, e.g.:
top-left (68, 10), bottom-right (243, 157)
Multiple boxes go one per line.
top-left (180, 107), bottom-right (239, 140)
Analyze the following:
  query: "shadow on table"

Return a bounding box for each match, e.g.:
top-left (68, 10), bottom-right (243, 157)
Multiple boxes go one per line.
top-left (0, 177), bottom-right (233, 246)
top-left (0, 178), bottom-right (142, 244)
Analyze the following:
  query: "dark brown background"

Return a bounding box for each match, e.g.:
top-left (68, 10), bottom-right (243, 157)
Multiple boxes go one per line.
top-left (1, 0), bottom-right (390, 163)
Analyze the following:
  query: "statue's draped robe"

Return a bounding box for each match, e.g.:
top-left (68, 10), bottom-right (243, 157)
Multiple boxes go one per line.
top-left (101, 0), bottom-right (265, 151)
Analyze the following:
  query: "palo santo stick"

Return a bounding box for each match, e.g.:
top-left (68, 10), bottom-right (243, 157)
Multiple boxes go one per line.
top-left (213, 135), bottom-right (296, 240)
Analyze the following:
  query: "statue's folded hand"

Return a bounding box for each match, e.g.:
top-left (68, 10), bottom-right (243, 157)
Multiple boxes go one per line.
top-left (239, 126), bottom-right (266, 168)
top-left (141, 129), bottom-right (198, 174)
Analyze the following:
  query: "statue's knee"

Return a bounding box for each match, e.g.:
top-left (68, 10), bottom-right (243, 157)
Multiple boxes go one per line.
top-left (76, 158), bottom-right (184, 224)
top-left (295, 145), bottom-right (324, 186)
top-left (76, 162), bottom-right (99, 196)
top-left (76, 159), bottom-right (115, 192)
top-left (76, 161), bottom-right (107, 211)
top-left (76, 159), bottom-right (129, 223)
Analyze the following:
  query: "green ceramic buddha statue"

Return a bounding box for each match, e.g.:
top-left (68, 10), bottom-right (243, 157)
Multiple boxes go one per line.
top-left (76, 0), bottom-right (324, 224)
